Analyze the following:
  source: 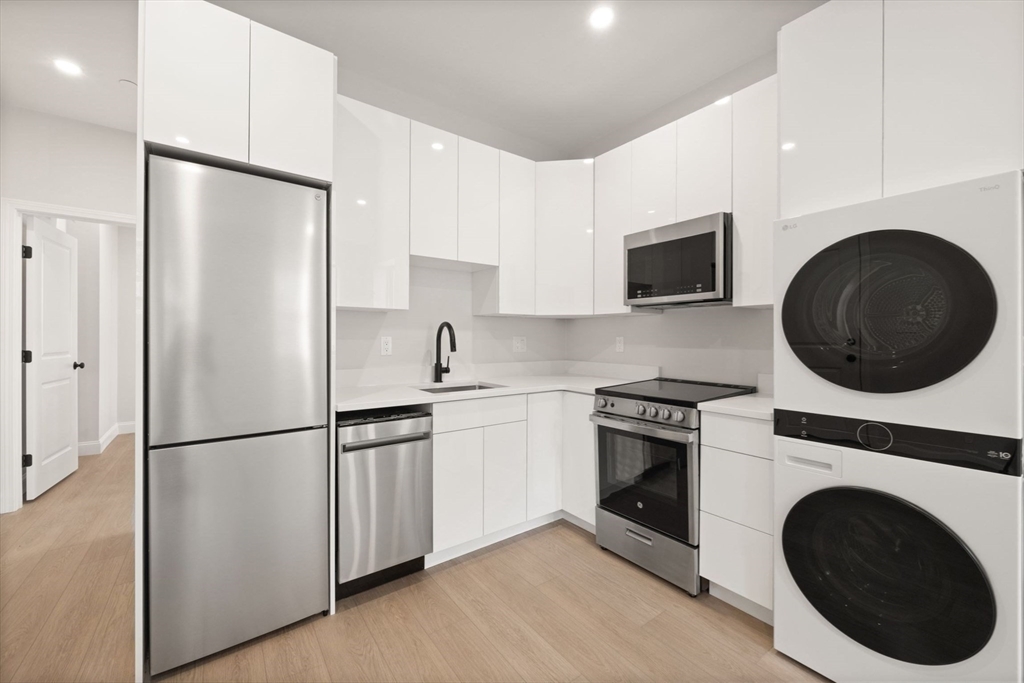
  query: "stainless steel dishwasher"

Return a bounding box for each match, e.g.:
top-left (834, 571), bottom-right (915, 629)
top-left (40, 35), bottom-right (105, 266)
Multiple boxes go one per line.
top-left (336, 410), bottom-right (433, 591)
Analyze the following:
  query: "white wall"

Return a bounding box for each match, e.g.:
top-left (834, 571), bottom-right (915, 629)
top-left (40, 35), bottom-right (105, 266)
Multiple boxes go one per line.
top-left (117, 226), bottom-right (135, 429)
top-left (565, 308), bottom-right (774, 387)
top-left (98, 224), bottom-right (118, 441)
top-left (337, 266), bottom-right (568, 386)
top-left (0, 105), bottom-right (135, 216)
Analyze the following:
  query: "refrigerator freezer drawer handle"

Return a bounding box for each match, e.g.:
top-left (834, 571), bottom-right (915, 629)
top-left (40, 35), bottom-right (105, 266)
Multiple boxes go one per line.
top-left (341, 432), bottom-right (432, 453)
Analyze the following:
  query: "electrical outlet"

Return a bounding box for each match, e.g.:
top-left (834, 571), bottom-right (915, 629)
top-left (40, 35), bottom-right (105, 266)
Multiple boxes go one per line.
top-left (513, 336), bottom-right (527, 353)
top-left (380, 336), bottom-right (392, 356)
top-left (615, 336), bottom-right (624, 352)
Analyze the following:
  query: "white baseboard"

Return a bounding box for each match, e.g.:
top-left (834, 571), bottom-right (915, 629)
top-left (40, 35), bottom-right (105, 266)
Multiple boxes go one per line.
top-left (425, 512), bottom-right (563, 568)
top-left (117, 421), bottom-right (135, 434)
top-left (709, 581), bottom-right (774, 625)
top-left (80, 422), bottom-right (120, 456)
top-left (560, 510), bottom-right (596, 534)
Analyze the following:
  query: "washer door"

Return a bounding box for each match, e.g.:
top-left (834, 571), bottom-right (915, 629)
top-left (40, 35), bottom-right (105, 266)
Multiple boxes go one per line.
top-left (781, 230), bottom-right (996, 393)
top-left (782, 487), bottom-right (995, 666)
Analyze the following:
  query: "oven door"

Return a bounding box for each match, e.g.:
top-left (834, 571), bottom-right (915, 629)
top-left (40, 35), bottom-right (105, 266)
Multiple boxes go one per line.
top-left (591, 413), bottom-right (699, 545)
top-left (624, 213), bottom-right (730, 306)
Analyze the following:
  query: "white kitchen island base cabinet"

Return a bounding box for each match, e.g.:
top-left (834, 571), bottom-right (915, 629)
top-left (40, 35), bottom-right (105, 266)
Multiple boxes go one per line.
top-left (483, 421), bottom-right (528, 535)
top-left (561, 392), bottom-right (597, 526)
top-left (432, 429), bottom-right (484, 553)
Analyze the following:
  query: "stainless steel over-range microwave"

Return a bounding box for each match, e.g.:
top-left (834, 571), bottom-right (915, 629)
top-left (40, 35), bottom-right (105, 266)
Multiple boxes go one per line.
top-left (624, 212), bottom-right (732, 308)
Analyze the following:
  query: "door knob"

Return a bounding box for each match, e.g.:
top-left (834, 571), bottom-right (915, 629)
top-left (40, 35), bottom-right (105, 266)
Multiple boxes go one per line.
top-left (73, 362), bottom-right (85, 370)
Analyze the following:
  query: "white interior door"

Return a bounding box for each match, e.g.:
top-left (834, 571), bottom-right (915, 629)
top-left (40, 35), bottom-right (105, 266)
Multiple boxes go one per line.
top-left (24, 221), bottom-right (79, 499)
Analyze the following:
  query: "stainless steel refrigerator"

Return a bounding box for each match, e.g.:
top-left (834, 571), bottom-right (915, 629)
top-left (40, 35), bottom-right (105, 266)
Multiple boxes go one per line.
top-left (146, 156), bottom-right (329, 675)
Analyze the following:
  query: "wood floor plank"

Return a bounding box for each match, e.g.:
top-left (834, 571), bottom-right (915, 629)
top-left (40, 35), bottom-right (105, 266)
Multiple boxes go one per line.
top-left (757, 649), bottom-right (830, 683)
top-left (75, 581), bottom-right (134, 683)
top-left (261, 622), bottom-right (331, 683)
top-left (313, 607), bottom-right (395, 683)
top-left (199, 636), bottom-right (268, 683)
top-left (427, 618), bottom-right (523, 683)
top-left (395, 576), bottom-right (466, 635)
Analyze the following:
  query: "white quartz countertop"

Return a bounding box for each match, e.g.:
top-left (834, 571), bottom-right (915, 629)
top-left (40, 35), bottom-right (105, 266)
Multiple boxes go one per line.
top-left (698, 394), bottom-right (774, 421)
top-left (336, 375), bottom-right (638, 413)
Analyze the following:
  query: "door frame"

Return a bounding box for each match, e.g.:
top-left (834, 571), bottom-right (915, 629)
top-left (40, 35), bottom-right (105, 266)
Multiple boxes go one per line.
top-left (0, 197), bottom-right (135, 514)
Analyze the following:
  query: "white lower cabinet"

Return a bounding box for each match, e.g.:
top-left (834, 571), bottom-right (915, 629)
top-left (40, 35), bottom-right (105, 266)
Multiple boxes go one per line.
top-left (700, 446), bottom-right (772, 534)
top-left (561, 392), bottom-right (596, 526)
top-left (483, 422), bottom-right (528, 534)
top-left (700, 511), bottom-right (773, 610)
top-left (527, 393), bottom-right (563, 518)
top-left (433, 428), bottom-right (484, 553)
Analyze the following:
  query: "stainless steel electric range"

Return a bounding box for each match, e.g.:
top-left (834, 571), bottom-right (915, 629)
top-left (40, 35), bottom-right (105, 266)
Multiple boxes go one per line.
top-left (590, 378), bottom-right (756, 595)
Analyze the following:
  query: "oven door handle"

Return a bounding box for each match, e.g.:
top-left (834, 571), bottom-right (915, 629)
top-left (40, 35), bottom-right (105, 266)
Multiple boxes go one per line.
top-left (589, 414), bottom-right (697, 444)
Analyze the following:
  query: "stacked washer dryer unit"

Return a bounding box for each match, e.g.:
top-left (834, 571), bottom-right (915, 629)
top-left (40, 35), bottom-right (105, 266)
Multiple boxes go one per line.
top-left (772, 171), bottom-right (1024, 683)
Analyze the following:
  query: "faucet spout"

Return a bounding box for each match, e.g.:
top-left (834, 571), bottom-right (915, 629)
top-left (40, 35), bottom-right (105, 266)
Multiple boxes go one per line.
top-left (434, 322), bottom-right (456, 382)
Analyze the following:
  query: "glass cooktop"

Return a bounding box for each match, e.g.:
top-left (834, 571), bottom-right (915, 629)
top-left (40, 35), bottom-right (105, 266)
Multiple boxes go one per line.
top-left (597, 378), bottom-right (756, 407)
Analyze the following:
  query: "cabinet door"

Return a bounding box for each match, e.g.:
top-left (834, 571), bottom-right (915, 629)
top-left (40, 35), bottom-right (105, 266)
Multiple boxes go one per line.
top-left (535, 161), bottom-right (594, 316)
top-left (700, 446), bottom-right (773, 534)
top-left (779, 0), bottom-right (882, 218)
top-left (731, 76), bottom-right (778, 308)
top-left (700, 511), bottom-right (773, 609)
top-left (333, 96), bottom-right (410, 310)
top-left (883, 0), bottom-right (1024, 197)
top-left (142, 0), bottom-right (250, 162)
top-left (594, 143), bottom-right (632, 315)
top-left (433, 428), bottom-right (484, 552)
top-left (483, 421), bottom-right (528, 534)
top-left (249, 22), bottom-right (335, 181)
top-left (527, 392), bottom-right (563, 518)
top-left (676, 100), bottom-right (732, 222)
top-left (561, 392), bottom-right (596, 526)
top-left (410, 122), bottom-right (459, 260)
top-left (458, 138), bottom-right (500, 265)
top-left (631, 122), bottom-right (676, 230)
top-left (498, 151), bottom-right (536, 314)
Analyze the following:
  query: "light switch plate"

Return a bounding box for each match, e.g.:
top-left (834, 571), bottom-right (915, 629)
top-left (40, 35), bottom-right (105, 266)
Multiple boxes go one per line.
top-left (513, 336), bottom-right (527, 353)
top-left (380, 336), bottom-right (392, 356)
top-left (615, 336), bottom-right (624, 352)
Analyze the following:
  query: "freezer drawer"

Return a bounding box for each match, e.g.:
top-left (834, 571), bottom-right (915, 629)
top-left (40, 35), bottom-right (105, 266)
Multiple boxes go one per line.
top-left (148, 429), bottom-right (328, 675)
top-left (147, 156), bottom-right (328, 446)
top-left (337, 415), bottom-right (433, 583)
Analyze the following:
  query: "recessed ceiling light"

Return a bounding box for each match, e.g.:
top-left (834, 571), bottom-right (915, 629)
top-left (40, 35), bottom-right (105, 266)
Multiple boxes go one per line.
top-left (781, 142), bottom-right (796, 151)
top-left (715, 96), bottom-right (731, 106)
top-left (53, 59), bottom-right (82, 76)
top-left (582, 158), bottom-right (594, 164)
top-left (589, 6), bottom-right (614, 30)
top-left (175, 136), bottom-right (190, 145)
top-left (356, 199), bottom-right (367, 206)
top-left (431, 142), bottom-right (444, 151)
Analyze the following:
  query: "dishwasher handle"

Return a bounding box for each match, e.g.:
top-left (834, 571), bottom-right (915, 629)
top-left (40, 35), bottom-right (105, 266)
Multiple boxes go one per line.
top-left (341, 431), bottom-right (431, 452)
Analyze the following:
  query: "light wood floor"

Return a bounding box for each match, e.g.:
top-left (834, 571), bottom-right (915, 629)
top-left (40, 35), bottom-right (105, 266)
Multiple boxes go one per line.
top-left (1, 434), bottom-right (828, 683)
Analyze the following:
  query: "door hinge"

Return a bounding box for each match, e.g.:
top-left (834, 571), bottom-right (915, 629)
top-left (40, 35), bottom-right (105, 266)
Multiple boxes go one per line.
top-left (22, 350), bottom-right (32, 363)
top-left (22, 454), bottom-right (32, 467)
top-left (22, 245), bottom-right (32, 258)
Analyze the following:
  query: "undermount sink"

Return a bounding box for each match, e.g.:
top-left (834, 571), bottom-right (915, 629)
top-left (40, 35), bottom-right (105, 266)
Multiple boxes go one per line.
top-left (419, 382), bottom-right (505, 394)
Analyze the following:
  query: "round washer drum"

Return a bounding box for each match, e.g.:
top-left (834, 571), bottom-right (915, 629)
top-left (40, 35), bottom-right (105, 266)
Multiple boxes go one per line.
top-left (782, 487), bottom-right (996, 666)
top-left (781, 229), bottom-right (997, 393)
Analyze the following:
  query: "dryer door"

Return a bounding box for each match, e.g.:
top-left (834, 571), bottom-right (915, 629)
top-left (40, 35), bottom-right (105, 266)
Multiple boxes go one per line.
top-left (781, 229), bottom-right (996, 393)
top-left (782, 487), bottom-right (995, 666)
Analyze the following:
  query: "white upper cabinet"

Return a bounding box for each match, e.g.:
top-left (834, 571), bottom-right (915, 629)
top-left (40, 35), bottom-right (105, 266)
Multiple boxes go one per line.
top-left (593, 144), bottom-right (632, 315)
top-left (457, 138), bottom-right (500, 265)
top-left (676, 100), bottom-right (732, 222)
top-left (410, 122), bottom-right (459, 260)
top-left (535, 161), bottom-right (595, 316)
top-left (731, 76), bottom-right (778, 308)
top-left (143, 0), bottom-right (250, 162)
top-left (333, 96), bottom-right (410, 310)
top-left (474, 151), bottom-right (536, 315)
top-left (778, 0), bottom-right (883, 218)
top-left (882, 0), bottom-right (1024, 197)
top-left (249, 22), bottom-right (335, 181)
top-left (631, 122), bottom-right (676, 230)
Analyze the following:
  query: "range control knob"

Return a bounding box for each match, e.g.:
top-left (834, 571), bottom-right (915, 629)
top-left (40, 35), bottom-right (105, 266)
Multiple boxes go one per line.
top-left (596, 398), bottom-right (607, 408)
top-left (649, 405), bottom-right (659, 417)
top-left (673, 411), bottom-right (686, 423)
top-left (660, 408), bottom-right (671, 420)
top-left (636, 404), bottom-right (647, 416)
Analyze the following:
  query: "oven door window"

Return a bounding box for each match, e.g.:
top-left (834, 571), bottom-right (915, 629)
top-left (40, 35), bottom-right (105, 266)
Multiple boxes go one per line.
top-left (781, 229), bottom-right (996, 393)
top-left (627, 231), bottom-right (716, 301)
top-left (596, 424), bottom-right (694, 544)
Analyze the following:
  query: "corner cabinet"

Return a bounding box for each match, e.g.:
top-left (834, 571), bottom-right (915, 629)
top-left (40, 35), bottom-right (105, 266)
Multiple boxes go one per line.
top-left (778, 0), bottom-right (882, 218)
top-left (334, 96), bottom-right (411, 310)
top-left (142, 1), bottom-right (335, 181)
top-left (535, 161), bottom-right (594, 316)
top-left (561, 392), bottom-right (596, 526)
top-left (593, 144), bottom-right (632, 315)
top-left (731, 76), bottom-right (778, 308)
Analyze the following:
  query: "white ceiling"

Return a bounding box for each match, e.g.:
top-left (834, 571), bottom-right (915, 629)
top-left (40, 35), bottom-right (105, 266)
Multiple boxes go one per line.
top-left (0, 0), bottom-right (138, 132)
top-left (0, 1), bottom-right (820, 154)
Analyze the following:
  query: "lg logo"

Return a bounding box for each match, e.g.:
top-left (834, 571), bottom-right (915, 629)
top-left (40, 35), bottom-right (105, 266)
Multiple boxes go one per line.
top-left (979, 184), bottom-right (1000, 192)
top-left (782, 223), bottom-right (798, 231)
